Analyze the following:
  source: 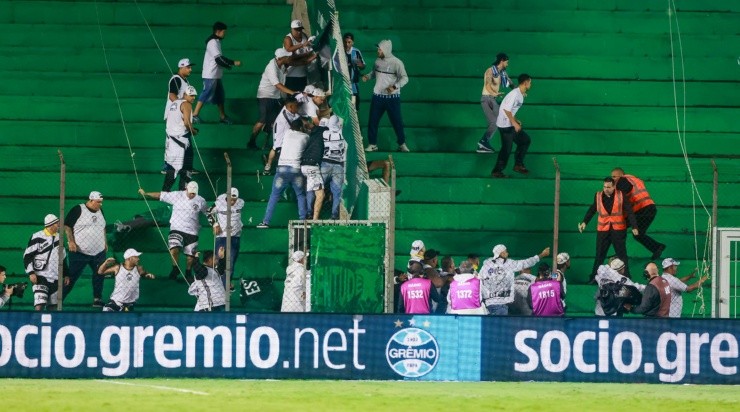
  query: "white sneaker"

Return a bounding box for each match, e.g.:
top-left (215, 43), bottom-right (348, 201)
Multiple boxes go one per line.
top-left (398, 143), bottom-right (410, 152)
top-left (365, 144), bottom-right (378, 152)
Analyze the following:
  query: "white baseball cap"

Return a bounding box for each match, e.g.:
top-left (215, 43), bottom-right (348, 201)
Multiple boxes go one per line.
top-left (311, 88), bottom-right (326, 97)
top-left (662, 258), bottom-right (680, 269)
top-left (44, 214), bottom-right (59, 226)
top-left (410, 240), bottom-right (425, 256)
top-left (275, 48), bottom-right (292, 59)
top-left (304, 84), bottom-right (316, 95)
top-left (292, 250), bottom-right (306, 262)
top-left (186, 181), bottom-right (199, 194)
top-left (609, 258), bottom-right (625, 271)
top-left (123, 248), bottom-right (142, 260)
top-left (492, 244), bottom-right (506, 260)
top-left (230, 187), bottom-right (239, 198)
top-left (178, 58), bottom-right (195, 68)
top-left (184, 85), bottom-right (198, 96)
top-left (290, 19), bottom-right (304, 30)
top-left (556, 252), bottom-right (570, 265)
top-left (89, 191), bottom-right (103, 201)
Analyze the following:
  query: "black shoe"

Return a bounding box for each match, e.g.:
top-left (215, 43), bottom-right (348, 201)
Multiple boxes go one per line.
top-left (92, 299), bottom-right (104, 308)
top-left (491, 172), bottom-right (507, 178)
top-left (651, 244), bottom-right (666, 260)
top-left (168, 267), bottom-right (179, 281)
top-left (247, 141), bottom-right (259, 150)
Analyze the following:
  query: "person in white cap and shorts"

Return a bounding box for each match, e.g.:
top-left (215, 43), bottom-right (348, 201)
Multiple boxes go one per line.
top-left (661, 257), bottom-right (708, 318)
top-left (24, 214), bottom-right (70, 311)
top-left (248, 47), bottom-right (297, 151)
top-left (163, 85), bottom-right (199, 192)
top-left (139, 181), bottom-right (208, 281)
top-left (97, 248), bottom-right (154, 312)
top-left (283, 19), bottom-right (317, 92)
top-left (192, 21), bottom-right (241, 125)
top-left (281, 250), bottom-right (308, 312)
top-left (64, 191), bottom-right (107, 306)
top-left (209, 187), bottom-right (244, 284)
top-left (479, 243), bottom-right (550, 315)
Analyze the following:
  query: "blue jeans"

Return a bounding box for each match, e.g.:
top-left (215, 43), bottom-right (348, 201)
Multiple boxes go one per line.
top-left (367, 94), bottom-right (406, 145)
top-left (486, 304), bottom-right (509, 316)
top-left (321, 163), bottom-right (345, 219)
top-left (215, 236), bottom-right (240, 283)
top-left (65, 250), bottom-right (107, 300)
top-left (262, 166), bottom-right (307, 224)
top-left (198, 78), bottom-right (225, 105)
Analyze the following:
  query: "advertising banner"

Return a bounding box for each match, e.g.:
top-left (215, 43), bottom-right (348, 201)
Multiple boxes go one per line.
top-left (0, 313), bottom-right (736, 384)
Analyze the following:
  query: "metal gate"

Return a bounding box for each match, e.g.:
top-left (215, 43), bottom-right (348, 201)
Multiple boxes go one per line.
top-left (712, 228), bottom-right (740, 318)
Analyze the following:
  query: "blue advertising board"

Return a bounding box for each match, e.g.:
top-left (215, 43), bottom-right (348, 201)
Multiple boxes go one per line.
top-left (0, 313), bottom-right (736, 384)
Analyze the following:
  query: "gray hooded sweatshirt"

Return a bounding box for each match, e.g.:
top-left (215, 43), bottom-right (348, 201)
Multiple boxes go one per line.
top-left (367, 40), bottom-right (409, 96)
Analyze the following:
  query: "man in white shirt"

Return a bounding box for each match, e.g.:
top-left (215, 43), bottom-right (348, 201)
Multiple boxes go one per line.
top-left (283, 19), bottom-right (316, 92)
top-left (257, 118), bottom-right (310, 228)
top-left (298, 87), bottom-right (326, 126)
top-left (163, 85), bottom-right (198, 191)
top-left (97, 249), bottom-right (155, 312)
top-left (138, 181), bottom-right (208, 281)
top-left (661, 258), bottom-right (708, 318)
top-left (188, 250), bottom-right (227, 312)
top-left (64, 191), bottom-right (107, 307)
top-left (262, 95), bottom-right (301, 175)
top-left (192, 21), bottom-right (241, 125)
top-left (210, 187), bottom-right (244, 282)
top-left (247, 48), bottom-right (296, 150)
top-left (281, 250), bottom-right (308, 312)
top-left (491, 73), bottom-right (532, 178)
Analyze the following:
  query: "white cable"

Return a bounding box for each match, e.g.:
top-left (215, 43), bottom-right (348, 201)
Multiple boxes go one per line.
top-left (95, 0), bottom-right (190, 286)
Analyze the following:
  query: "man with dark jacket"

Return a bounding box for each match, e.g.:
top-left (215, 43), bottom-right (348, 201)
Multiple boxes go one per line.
top-left (626, 262), bottom-right (671, 317)
top-left (301, 119), bottom-right (326, 220)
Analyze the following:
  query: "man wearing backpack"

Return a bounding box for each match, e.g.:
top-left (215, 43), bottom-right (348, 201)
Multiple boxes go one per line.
top-left (594, 258), bottom-right (645, 316)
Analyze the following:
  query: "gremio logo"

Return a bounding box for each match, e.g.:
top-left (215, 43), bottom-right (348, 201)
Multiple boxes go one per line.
top-left (386, 328), bottom-right (439, 378)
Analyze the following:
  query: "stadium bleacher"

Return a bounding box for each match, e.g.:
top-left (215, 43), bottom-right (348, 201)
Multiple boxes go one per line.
top-left (0, 0), bottom-right (737, 314)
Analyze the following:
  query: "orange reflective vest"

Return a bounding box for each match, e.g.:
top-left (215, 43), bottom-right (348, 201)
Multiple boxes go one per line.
top-left (623, 174), bottom-right (655, 212)
top-left (596, 191), bottom-right (627, 232)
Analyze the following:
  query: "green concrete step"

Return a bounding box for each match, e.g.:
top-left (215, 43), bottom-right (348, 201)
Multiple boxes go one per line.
top-left (1, 119), bottom-right (737, 159)
top-left (2, 96), bottom-right (735, 132)
top-left (4, 71), bottom-right (738, 108)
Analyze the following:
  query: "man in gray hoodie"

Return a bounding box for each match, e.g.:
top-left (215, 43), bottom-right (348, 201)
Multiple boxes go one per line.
top-left (362, 40), bottom-right (410, 153)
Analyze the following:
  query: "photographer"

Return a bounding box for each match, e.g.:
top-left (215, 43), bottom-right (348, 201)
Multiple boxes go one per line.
top-left (0, 265), bottom-right (15, 308)
top-left (527, 262), bottom-right (565, 317)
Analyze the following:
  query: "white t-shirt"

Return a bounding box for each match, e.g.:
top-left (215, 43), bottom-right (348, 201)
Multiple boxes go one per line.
top-left (662, 272), bottom-right (688, 318)
top-left (188, 267), bottom-right (226, 311)
top-left (109, 265), bottom-right (142, 304)
top-left (278, 130), bottom-right (309, 168)
top-left (202, 38), bottom-right (223, 80)
top-left (496, 87), bottom-right (525, 128)
top-left (299, 98), bottom-right (319, 120)
top-left (257, 59), bottom-right (286, 99)
top-left (165, 100), bottom-right (190, 137)
top-left (214, 194), bottom-right (244, 238)
top-left (160, 191), bottom-right (207, 235)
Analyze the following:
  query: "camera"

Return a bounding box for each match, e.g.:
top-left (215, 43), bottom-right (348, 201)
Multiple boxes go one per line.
top-left (3, 282), bottom-right (28, 298)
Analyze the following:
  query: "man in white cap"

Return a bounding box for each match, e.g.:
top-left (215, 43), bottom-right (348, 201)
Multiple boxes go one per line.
top-left (298, 87), bottom-right (327, 126)
top-left (479, 244), bottom-right (550, 315)
top-left (192, 21), bottom-right (241, 125)
top-left (362, 39), bottom-right (410, 153)
top-left (164, 58), bottom-right (195, 119)
top-left (163, 85), bottom-right (199, 192)
top-left (64, 191), bottom-right (107, 306)
top-left (24, 214), bottom-right (69, 310)
top-left (409, 240), bottom-right (425, 260)
top-left (283, 19), bottom-right (317, 92)
top-left (248, 47), bottom-right (297, 150)
top-left (661, 258), bottom-right (708, 318)
top-left (97, 248), bottom-right (154, 312)
top-left (209, 187), bottom-right (244, 284)
top-left (139, 181), bottom-right (208, 281)
top-left (281, 250), bottom-right (308, 312)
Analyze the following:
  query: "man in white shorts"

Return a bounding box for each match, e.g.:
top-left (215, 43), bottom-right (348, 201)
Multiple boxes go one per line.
top-left (301, 116), bottom-right (326, 219)
top-left (97, 248), bottom-right (155, 312)
top-left (139, 181), bottom-right (208, 281)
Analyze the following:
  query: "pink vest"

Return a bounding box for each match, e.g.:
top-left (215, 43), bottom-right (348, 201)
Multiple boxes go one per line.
top-left (401, 277), bottom-right (432, 314)
top-left (449, 277), bottom-right (482, 310)
top-left (529, 280), bottom-right (564, 316)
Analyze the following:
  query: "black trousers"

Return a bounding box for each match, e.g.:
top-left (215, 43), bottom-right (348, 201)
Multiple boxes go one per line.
top-left (590, 229), bottom-right (630, 279)
top-left (492, 126), bottom-right (531, 173)
top-left (632, 205), bottom-right (663, 255)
